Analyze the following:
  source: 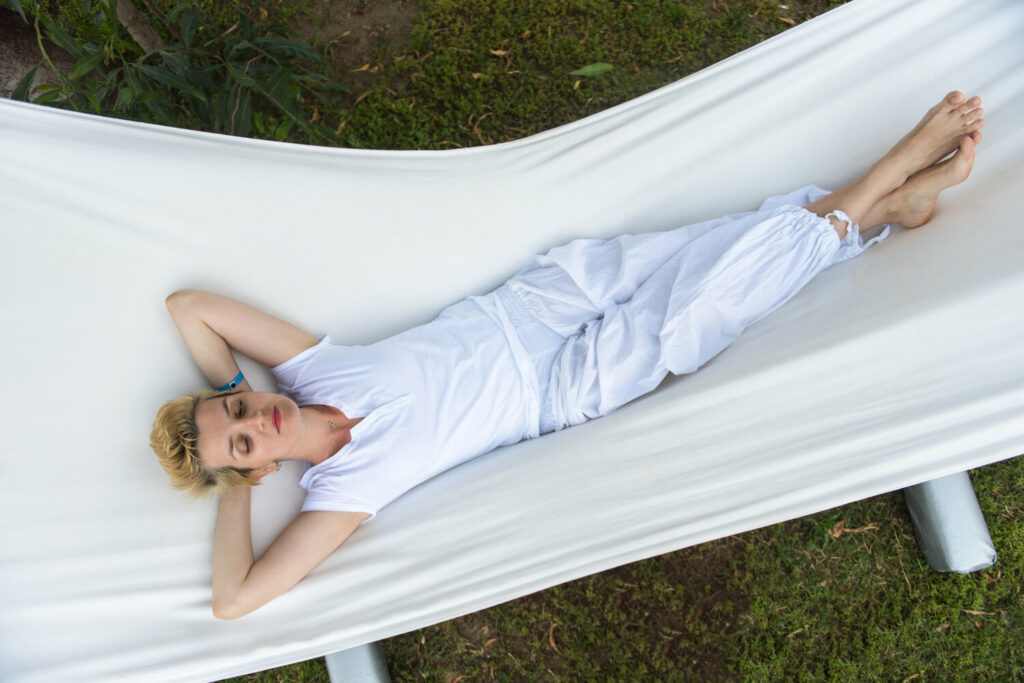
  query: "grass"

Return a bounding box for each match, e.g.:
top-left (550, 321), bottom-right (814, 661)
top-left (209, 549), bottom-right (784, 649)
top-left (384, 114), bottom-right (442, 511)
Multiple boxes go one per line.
top-left (47, 0), bottom-right (1016, 679)
top-left (306, 0), bottom-right (844, 150)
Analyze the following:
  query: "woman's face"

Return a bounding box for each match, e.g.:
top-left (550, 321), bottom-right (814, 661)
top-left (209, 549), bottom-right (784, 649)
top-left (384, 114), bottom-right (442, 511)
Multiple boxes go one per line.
top-left (195, 391), bottom-right (302, 475)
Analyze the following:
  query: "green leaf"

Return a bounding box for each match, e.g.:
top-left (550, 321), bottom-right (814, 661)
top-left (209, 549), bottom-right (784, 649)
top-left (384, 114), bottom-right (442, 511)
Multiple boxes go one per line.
top-left (265, 68), bottom-right (294, 101)
top-left (156, 50), bottom-right (191, 77)
top-left (69, 51), bottom-right (106, 79)
top-left (136, 90), bottom-right (162, 104)
top-left (252, 110), bottom-right (268, 135)
top-left (57, 71), bottom-right (85, 96)
top-left (114, 86), bottom-right (135, 112)
top-left (164, 3), bottom-right (186, 24)
top-left (59, 72), bottom-right (101, 113)
top-left (274, 119), bottom-right (293, 140)
top-left (255, 37), bottom-right (320, 62)
top-left (265, 22), bottom-right (294, 38)
top-left (123, 59), bottom-right (144, 92)
top-left (226, 39), bottom-right (256, 62)
top-left (238, 11), bottom-right (256, 42)
top-left (134, 63), bottom-right (208, 102)
top-left (94, 83), bottom-right (115, 102)
top-left (212, 79), bottom-right (236, 133)
top-left (144, 98), bottom-right (178, 126)
top-left (180, 9), bottom-right (198, 49)
top-left (7, 0), bottom-right (26, 22)
top-left (41, 16), bottom-right (88, 60)
top-left (35, 90), bottom-right (62, 104)
top-left (568, 62), bottom-right (613, 77)
top-left (233, 91), bottom-right (252, 137)
top-left (225, 63), bottom-right (258, 88)
top-left (249, 72), bottom-right (313, 136)
top-left (11, 66), bottom-right (37, 101)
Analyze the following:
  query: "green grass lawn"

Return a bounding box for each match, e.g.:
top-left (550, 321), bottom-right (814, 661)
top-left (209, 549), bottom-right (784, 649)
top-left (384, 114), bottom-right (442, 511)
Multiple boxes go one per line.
top-left (27, 0), bottom-right (1020, 679)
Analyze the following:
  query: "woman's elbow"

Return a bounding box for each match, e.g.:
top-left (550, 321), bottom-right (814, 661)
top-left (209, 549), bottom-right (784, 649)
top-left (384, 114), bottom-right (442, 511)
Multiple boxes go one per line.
top-left (165, 289), bottom-right (196, 314)
top-left (212, 588), bottom-right (267, 620)
top-left (212, 596), bottom-right (245, 621)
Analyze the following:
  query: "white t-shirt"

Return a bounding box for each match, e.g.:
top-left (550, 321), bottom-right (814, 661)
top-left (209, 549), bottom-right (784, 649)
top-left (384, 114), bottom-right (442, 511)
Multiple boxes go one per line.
top-left (271, 295), bottom-right (538, 519)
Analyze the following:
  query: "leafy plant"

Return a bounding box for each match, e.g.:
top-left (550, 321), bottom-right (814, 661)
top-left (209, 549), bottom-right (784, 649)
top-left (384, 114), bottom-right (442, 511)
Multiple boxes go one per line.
top-left (11, 0), bottom-right (346, 142)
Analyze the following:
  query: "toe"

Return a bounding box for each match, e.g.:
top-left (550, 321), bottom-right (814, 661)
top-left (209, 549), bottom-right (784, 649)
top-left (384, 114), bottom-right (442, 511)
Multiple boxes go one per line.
top-left (968, 118), bottom-right (985, 131)
top-left (960, 135), bottom-right (976, 158)
top-left (964, 106), bottom-right (984, 122)
top-left (946, 90), bottom-right (965, 105)
top-left (953, 100), bottom-right (974, 117)
top-left (970, 130), bottom-right (983, 145)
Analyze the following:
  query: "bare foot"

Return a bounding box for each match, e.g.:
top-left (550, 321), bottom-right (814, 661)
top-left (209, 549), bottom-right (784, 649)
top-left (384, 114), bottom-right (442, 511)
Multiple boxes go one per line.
top-left (880, 136), bottom-right (976, 229)
top-left (873, 91), bottom-right (984, 188)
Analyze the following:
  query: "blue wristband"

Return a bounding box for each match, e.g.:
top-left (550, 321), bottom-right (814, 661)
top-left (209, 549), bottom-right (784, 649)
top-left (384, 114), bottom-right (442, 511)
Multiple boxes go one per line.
top-left (215, 371), bottom-right (244, 392)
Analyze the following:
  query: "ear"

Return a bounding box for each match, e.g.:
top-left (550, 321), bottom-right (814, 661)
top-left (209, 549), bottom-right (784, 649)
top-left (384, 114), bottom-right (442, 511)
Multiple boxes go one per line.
top-left (251, 462), bottom-right (278, 481)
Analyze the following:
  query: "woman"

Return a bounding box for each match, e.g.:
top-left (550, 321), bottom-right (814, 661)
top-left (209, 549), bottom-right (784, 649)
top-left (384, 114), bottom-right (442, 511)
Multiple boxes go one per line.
top-left (151, 92), bottom-right (983, 619)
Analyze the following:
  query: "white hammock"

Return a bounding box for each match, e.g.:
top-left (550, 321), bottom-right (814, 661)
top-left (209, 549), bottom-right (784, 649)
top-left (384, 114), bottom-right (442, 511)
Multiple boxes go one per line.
top-left (1, 0), bottom-right (1022, 679)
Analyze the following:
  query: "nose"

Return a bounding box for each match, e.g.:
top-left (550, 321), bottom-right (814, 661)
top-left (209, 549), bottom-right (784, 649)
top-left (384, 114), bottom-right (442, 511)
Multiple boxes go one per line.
top-left (244, 410), bottom-right (268, 433)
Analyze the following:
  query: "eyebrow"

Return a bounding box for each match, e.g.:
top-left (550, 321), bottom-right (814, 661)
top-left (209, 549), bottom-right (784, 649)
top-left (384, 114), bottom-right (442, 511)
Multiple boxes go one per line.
top-left (222, 398), bottom-right (237, 461)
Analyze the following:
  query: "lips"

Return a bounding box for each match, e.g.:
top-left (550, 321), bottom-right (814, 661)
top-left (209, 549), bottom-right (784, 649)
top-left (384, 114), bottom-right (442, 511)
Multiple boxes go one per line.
top-left (273, 407), bottom-right (281, 433)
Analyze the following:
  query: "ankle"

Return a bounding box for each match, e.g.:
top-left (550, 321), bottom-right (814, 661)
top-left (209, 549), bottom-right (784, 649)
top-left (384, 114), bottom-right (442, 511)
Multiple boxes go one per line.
top-left (862, 190), bottom-right (900, 230)
top-left (824, 210), bottom-right (852, 240)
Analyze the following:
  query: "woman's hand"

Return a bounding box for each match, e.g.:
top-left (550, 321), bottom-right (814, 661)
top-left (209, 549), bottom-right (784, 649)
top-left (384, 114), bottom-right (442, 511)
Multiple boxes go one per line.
top-left (166, 290), bottom-right (318, 388)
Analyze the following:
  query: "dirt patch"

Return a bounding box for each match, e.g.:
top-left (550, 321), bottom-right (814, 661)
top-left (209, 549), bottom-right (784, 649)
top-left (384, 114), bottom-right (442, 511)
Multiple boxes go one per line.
top-left (292, 0), bottom-right (420, 98)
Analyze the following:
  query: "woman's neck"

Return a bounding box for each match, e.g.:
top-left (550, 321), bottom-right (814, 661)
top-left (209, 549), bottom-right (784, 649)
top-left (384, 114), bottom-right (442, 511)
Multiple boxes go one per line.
top-left (294, 404), bottom-right (361, 466)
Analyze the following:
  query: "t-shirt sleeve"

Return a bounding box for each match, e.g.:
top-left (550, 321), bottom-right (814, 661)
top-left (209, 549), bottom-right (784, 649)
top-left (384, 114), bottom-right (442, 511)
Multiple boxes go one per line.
top-left (301, 482), bottom-right (379, 520)
top-left (271, 334), bottom-right (331, 393)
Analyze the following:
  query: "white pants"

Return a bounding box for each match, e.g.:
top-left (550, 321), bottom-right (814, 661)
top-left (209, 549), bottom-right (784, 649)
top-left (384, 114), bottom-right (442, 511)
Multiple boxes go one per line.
top-left (496, 185), bottom-right (889, 433)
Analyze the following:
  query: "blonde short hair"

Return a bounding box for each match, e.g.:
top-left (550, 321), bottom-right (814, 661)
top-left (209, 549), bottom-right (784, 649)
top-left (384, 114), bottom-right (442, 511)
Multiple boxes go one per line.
top-left (150, 389), bottom-right (258, 498)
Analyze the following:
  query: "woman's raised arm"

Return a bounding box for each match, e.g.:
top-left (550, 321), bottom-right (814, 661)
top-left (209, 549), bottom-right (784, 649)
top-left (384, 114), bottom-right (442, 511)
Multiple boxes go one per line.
top-left (165, 290), bottom-right (342, 619)
top-left (211, 489), bottom-right (369, 620)
top-left (166, 290), bottom-right (318, 387)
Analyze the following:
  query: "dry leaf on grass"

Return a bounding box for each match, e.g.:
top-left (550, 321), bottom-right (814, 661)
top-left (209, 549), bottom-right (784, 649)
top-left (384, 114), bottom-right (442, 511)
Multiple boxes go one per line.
top-left (828, 520), bottom-right (879, 538)
top-left (547, 622), bottom-right (561, 654)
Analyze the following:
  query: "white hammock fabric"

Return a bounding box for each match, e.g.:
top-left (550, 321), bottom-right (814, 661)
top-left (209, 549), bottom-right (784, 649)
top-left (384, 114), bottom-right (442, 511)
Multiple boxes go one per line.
top-left (1, 0), bottom-right (1022, 679)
